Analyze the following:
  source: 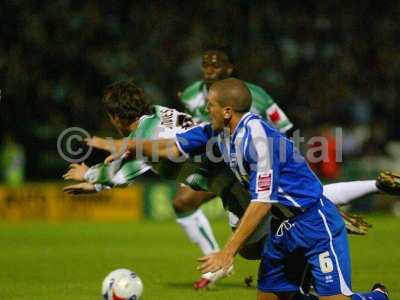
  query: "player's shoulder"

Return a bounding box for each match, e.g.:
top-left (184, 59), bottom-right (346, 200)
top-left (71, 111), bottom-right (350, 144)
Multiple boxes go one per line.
top-left (245, 81), bottom-right (273, 100)
top-left (131, 115), bottom-right (155, 139)
top-left (181, 80), bottom-right (203, 102)
top-left (181, 121), bottom-right (214, 137)
top-left (153, 105), bottom-right (192, 121)
top-left (244, 113), bottom-right (264, 127)
top-left (153, 105), bottom-right (183, 126)
top-left (153, 104), bottom-right (178, 115)
top-left (133, 106), bottom-right (170, 138)
top-left (185, 121), bottom-right (212, 132)
top-left (244, 114), bottom-right (278, 134)
top-left (244, 81), bottom-right (263, 91)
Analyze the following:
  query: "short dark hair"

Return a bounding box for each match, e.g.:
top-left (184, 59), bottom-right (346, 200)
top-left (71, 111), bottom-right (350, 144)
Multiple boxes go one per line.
top-left (202, 42), bottom-right (234, 65)
top-left (102, 80), bottom-right (151, 121)
top-left (211, 78), bottom-right (251, 112)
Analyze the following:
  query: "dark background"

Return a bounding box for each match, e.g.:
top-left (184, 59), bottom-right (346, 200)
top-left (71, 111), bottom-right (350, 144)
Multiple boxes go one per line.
top-left (1, 1), bottom-right (399, 180)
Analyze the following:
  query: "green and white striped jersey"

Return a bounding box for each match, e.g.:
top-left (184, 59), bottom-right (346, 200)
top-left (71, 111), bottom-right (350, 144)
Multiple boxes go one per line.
top-left (180, 80), bottom-right (293, 132)
top-left (84, 105), bottom-right (199, 189)
top-left (83, 105), bottom-right (270, 243)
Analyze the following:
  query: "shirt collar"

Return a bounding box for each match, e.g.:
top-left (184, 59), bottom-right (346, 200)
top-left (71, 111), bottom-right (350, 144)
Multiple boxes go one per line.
top-left (231, 112), bottom-right (253, 140)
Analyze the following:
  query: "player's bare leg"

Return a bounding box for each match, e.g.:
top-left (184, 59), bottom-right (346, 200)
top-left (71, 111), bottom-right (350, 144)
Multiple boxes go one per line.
top-left (238, 240), bottom-right (264, 260)
top-left (173, 185), bottom-right (215, 213)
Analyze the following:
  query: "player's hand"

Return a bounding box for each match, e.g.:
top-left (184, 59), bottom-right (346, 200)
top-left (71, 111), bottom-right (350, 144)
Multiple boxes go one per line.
top-left (63, 182), bottom-right (96, 194)
top-left (104, 150), bottom-right (134, 164)
top-left (104, 154), bottom-right (115, 164)
top-left (62, 163), bottom-right (89, 181)
top-left (197, 250), bottom-right (234, 274)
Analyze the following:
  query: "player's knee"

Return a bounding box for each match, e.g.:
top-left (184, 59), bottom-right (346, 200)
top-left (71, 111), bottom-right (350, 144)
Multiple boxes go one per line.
top-left (238, 248), bottom-right (261, 260)
top-left (172, 193), bottom-right (196, 213)
top-left (238, 241), bottom-right (263, 260)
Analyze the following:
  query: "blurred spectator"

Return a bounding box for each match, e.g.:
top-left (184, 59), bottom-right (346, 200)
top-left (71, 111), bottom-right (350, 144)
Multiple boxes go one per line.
top-left (308, 125), bottom-right (342, 180)
top-left (1, 1), bottom-right (399, 179)
top-left (0, 131), bottom-right (25, 186)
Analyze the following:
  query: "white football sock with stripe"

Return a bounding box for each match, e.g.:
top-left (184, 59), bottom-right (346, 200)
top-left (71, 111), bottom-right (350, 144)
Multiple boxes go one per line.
top-left (176, 209), bottom-right (220, 255)
top-left (323, 180), bottom-right (378, 205)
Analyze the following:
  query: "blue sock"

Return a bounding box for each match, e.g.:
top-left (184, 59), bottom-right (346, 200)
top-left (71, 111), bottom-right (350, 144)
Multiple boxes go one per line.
top-left (352, 290), bottom-right (388, 300)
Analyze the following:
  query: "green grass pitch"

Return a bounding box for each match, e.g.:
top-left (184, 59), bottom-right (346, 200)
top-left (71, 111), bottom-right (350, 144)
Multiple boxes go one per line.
top-left (0, 215), bottom-right (398, 299)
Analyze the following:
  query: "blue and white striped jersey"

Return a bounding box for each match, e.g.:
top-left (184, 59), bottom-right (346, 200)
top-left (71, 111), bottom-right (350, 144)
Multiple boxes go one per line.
top-left (176, 112), bottom-right (323, 212)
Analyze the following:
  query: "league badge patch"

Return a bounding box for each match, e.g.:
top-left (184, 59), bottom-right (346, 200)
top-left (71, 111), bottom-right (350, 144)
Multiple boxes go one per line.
top-left (257, 172), bottom-right (272, 192)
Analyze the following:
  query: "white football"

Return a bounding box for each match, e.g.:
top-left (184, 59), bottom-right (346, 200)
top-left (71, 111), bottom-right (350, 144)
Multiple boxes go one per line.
top-left (102, 268), bottom-right (143, 300)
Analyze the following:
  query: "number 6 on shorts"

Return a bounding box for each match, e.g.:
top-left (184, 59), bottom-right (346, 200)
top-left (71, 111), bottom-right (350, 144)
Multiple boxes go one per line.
top-left (319, 251), bottom-right (334, 273)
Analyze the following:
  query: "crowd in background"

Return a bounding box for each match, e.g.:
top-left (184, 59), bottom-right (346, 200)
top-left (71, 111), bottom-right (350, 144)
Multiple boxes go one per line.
top-left (1, 1), bottom-right (399, 180)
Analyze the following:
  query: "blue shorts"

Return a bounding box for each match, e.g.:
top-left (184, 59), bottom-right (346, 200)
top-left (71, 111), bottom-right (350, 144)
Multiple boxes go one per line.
top-left (258, 197), bottom-right (353, 296)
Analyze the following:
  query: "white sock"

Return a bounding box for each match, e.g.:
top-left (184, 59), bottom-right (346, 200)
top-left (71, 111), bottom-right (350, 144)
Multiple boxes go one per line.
top-left (176, 209), bottom-right (220, 255)
top-left (323, 180), bottom-right (378, 205)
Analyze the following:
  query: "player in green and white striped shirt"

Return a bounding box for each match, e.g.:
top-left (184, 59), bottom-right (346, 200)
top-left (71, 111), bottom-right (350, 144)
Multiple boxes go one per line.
top-left (63, 81), bottom-right (223, 287)
top-left (180, 46), bottom-right (292, 132)
top-left (67, 104), bottom-right (207, 193)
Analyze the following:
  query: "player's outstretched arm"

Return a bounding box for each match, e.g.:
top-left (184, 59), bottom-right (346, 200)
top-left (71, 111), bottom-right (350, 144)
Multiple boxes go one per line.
top-left (136, 138), bottom-right (182, 160)
top-left (62, 160), bottom-right (121, 193)
top-left (198, 202), bottom-right (272, 273)
top-left (86, 136), bottom-right (182, 162)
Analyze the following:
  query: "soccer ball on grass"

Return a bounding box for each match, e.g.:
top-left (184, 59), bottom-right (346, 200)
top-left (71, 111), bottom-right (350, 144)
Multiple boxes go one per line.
top-left (102, 268), bottom-right (143, 300)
